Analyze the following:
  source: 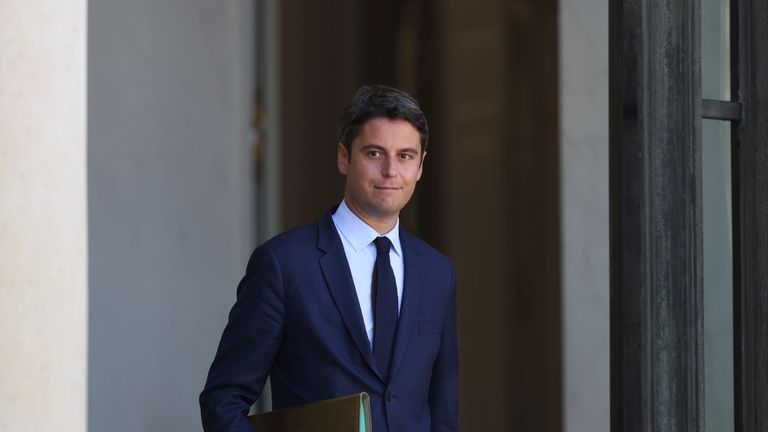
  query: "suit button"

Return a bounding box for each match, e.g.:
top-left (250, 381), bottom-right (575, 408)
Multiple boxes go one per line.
top-left (385, 390), bottom-right (393, 402)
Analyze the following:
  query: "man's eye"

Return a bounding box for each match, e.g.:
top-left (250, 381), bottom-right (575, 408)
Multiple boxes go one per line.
top-left (400, 153), bottom-right (413, 160)
top-left (368, 151), bottom-right (381, 157)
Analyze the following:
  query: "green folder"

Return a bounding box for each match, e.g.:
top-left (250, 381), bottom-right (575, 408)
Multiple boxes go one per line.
top-left (247, 392), bottom-right (372, 432)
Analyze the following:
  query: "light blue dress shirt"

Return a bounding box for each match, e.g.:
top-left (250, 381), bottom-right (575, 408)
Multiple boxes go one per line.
top-left (331, 200), bottom-right (404, 347)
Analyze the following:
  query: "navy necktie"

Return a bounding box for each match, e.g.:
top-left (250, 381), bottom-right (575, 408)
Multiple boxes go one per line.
top-left (373, 236), bottom-right (397, 379)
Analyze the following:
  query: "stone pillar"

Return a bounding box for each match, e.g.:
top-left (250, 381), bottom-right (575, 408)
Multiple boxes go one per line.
top-left (0, 1), bottom-right (88, 431)
top-left (87, 1), bottom-right (256, 430)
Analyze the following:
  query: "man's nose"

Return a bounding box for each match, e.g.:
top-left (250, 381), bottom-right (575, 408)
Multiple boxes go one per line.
top-left (381, 156), bottom-right (397, 177)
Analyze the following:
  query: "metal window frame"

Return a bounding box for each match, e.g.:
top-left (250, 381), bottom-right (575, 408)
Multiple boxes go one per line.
top-left (611, 0), bottom-right (768, 429)
top-left (732, 0), bottom-right (768, 430)
top-left (610, 0), bottom-right (704, 430)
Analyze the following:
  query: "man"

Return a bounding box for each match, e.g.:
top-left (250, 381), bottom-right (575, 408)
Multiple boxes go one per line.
top-left (200, 85), bottom-right (458, 431)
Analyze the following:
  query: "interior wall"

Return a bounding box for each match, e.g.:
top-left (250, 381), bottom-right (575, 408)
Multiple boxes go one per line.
top-left (279, 0), bottom-right (361, 229)
top-left (87, 1), bottom-right (255, 430)
top-left (0, 2), bottom-right (87, 430)
top-left (439, 2), bottom-right (514, 427)
top-left (440, 1), bottom-right (561, 429)
top-left (560, 0), bottom-right (610, 430)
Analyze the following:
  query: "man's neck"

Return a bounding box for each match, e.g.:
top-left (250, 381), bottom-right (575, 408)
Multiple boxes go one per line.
top-left (343, 201), bottom-right (398, 235)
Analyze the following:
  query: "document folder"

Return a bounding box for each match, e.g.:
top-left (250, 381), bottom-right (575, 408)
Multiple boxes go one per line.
top-left (247, 392), bottom-right (372, 432)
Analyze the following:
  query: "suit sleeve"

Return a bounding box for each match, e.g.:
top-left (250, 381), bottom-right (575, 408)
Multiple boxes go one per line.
top-left (428, 263), bottom-right (459, 432)
top-left (200, 245), bottom-right (284, 432)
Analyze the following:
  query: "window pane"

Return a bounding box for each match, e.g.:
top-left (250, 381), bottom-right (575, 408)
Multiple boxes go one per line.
top-left (702, 0), bottom-right (730, 101)
top-left (703, 117), bottom-right (734, 432)
top-left (702, 0), bottom-right (734, 429)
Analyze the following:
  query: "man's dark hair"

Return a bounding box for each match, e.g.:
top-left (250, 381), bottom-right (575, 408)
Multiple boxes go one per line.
top-left (337, 85), bottom-right (429, 158)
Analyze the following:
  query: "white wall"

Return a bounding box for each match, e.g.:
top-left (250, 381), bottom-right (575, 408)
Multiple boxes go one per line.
top-left (88, 1), bottom-right (255, 430)
top-left (559, 0), bottom-right (610, 430)
top-left (0, 1), bottom-right (88, 430)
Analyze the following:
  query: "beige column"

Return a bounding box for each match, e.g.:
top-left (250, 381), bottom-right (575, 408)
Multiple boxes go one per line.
top-left (0, 1), bottom-right (87, 431)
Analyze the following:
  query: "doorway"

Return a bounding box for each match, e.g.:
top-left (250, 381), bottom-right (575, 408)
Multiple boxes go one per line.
top-left (275, 1), bottom-right (561, 429)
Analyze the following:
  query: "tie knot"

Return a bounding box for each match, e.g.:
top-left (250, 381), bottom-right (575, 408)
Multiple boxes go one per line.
top-left (374, 236), bottom-right (392, 255)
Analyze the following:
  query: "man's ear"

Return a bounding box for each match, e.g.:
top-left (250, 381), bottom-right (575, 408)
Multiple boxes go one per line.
top-left (337, 143), bottom-right (349, 175)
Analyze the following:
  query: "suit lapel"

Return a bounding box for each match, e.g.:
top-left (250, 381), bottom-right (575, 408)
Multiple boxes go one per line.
top-left (389, 230), bottom-right (424, 379)
top-left (317, 211), bottom-right (383, 381)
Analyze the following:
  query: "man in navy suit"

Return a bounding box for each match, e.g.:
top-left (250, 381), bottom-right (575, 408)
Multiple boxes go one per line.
top-left (200, 85), bottom-right (458, 431)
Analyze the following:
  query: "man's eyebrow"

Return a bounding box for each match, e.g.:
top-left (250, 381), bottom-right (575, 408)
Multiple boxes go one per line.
top-left (359, 144), bottom-right (420, 153)
top-left (359, 144), bottom-right (385, 151)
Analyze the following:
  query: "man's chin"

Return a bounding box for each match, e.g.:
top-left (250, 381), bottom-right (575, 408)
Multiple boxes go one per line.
top-left (367, 203), bottom-right (404, 220)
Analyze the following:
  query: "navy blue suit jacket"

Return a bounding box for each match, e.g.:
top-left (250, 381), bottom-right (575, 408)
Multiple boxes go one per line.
top-left (200, 210), bottom-right (458, 431)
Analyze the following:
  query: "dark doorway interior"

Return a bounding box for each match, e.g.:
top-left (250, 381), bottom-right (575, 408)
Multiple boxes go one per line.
top-left (279, 1), bottom-right (560, 429)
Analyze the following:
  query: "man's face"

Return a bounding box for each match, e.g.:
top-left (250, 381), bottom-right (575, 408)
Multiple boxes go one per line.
top-left (337, 117), bottom-right (425, 226)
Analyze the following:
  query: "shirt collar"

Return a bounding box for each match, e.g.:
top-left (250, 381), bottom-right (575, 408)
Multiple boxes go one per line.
top-left (332, 200), bottom-right (402, 256)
